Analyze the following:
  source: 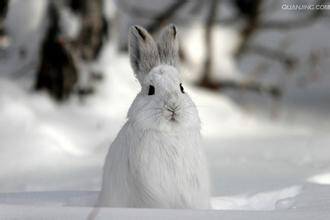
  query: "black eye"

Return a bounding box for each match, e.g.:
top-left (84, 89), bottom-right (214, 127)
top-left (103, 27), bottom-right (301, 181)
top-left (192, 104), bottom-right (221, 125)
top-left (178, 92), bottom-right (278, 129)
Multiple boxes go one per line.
top-left (180, 83), bottom-right (185, 94)
top-left (148, 85), bottom-right (155, 95)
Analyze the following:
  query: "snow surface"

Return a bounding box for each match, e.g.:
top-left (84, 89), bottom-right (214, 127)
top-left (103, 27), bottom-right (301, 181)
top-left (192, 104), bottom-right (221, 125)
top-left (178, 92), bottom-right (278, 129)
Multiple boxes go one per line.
top-left (1, 43), bottom-right (330, 217)
top-left (1, 205), bottom-right (329, 220)
top-left (0, 0), bottom-right (330, 219)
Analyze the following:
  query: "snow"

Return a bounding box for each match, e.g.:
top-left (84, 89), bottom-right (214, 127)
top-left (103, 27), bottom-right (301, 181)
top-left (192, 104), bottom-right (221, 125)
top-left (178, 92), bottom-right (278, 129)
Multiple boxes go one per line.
top-left (1, 0), bottom-right (330, 219)
top-left (1, 205), bottom-right (329, 220)
top-left (1, 43), bottom-right (330, 217)
top-left (309, 173), bottom-right (330, 185)
top-left (211, 185), bottom-right (302, 210)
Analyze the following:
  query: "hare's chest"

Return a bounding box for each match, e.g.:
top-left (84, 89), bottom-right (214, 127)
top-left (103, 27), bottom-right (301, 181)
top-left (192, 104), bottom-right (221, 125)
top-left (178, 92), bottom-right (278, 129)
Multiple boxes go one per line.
top-left (127, 130), bottom-right (208, 207)
top-left (136, 132), bottom-right (199, 166)
top-left (130, 131), bottom-right (203, 186)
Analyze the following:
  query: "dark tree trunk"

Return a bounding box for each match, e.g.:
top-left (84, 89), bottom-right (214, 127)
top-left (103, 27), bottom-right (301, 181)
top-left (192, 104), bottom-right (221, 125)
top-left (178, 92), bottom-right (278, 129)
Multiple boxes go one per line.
top-left (198, 0), bottom-right (219, 88)
top-left (234, 0), bottom-right (262, 57)
top-left (35, 0), bottom-right (109, 101)
top-left (35, 3), bottom-right (78, 101)
top-left (0, 0), bottom-right (9, 39)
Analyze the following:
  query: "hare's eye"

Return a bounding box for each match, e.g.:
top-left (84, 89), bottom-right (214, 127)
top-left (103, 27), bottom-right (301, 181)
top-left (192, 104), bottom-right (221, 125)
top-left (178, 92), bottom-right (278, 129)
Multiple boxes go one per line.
top-left (180, 83), bottom-right (185, 94)
top-left (148, 85), bottom-right (155, 95)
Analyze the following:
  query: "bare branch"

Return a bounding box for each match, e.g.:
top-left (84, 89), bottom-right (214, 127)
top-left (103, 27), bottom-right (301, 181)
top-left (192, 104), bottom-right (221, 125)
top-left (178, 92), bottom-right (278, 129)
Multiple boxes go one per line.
top-left (197, 79), bottom-right (281, 98)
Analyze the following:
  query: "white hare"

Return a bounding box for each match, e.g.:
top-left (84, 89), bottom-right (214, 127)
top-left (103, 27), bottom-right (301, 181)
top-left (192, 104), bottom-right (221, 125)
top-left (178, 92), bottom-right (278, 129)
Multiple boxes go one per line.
top-left (99, 24), bottom-right (210, 209)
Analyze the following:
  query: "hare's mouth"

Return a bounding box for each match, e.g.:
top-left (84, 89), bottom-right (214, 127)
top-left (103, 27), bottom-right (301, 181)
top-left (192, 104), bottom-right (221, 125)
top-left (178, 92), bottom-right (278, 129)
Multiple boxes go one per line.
top-left (165, 108), bottom-right (178, 122)
top-left (168, 112), bottom-right (180, 123)
top-left (169, 115), bottom-right (177, 122)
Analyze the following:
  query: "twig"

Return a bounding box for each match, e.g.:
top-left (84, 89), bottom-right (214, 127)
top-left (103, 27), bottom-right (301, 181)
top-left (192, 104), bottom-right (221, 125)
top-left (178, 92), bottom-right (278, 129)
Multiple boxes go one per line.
top-left (197, 79), bottom-right (281, 98)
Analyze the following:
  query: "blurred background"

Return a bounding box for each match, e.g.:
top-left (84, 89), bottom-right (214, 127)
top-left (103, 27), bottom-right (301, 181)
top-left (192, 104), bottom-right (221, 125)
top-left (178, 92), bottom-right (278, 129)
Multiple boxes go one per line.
top-left (0, 0), bottom-right (330, 211)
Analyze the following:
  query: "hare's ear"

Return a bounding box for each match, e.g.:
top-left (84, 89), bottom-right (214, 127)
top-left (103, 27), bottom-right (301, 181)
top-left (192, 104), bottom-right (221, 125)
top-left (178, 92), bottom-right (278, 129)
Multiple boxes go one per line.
top-left (129, 25), bottom-right (160, 83)
top-left (157, 24), bottom-right (179, 67)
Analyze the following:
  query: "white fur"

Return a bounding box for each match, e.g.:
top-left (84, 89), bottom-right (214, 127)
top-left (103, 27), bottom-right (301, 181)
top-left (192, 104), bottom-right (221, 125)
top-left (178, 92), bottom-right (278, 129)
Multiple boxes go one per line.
top-left (99, 25), bottom-right (210, 209)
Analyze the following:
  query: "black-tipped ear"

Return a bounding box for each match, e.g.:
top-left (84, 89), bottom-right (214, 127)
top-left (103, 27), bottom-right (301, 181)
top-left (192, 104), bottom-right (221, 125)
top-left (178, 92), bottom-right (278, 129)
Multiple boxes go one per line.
top-left (172, 25), bottom-right (177, 38)
top-left (135, 26), bottom-right (146, 41)
top-left (128, 25), bottom-right (160, 83)
top-left (157, 24), bottom-right (179, 67)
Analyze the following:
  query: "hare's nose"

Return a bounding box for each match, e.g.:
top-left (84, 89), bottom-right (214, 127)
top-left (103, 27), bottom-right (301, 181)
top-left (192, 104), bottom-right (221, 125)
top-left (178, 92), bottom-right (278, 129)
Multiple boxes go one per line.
top-left (165, 102), bottom-right (180, 114)
top-left (165, 104), bottom-right (179, 112)
top-left (165, 93), bottom-right (179, 109)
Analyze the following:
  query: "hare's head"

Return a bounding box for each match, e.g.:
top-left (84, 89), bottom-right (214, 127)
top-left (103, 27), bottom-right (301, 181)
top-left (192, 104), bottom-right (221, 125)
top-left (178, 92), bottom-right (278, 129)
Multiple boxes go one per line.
top-left (127, 24), bottom-right (200, 132)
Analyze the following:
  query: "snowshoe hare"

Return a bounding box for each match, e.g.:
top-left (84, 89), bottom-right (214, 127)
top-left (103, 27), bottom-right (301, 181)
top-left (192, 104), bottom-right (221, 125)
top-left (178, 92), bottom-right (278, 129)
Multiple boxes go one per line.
top-left (99, 24), bottom-right (210, 208)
